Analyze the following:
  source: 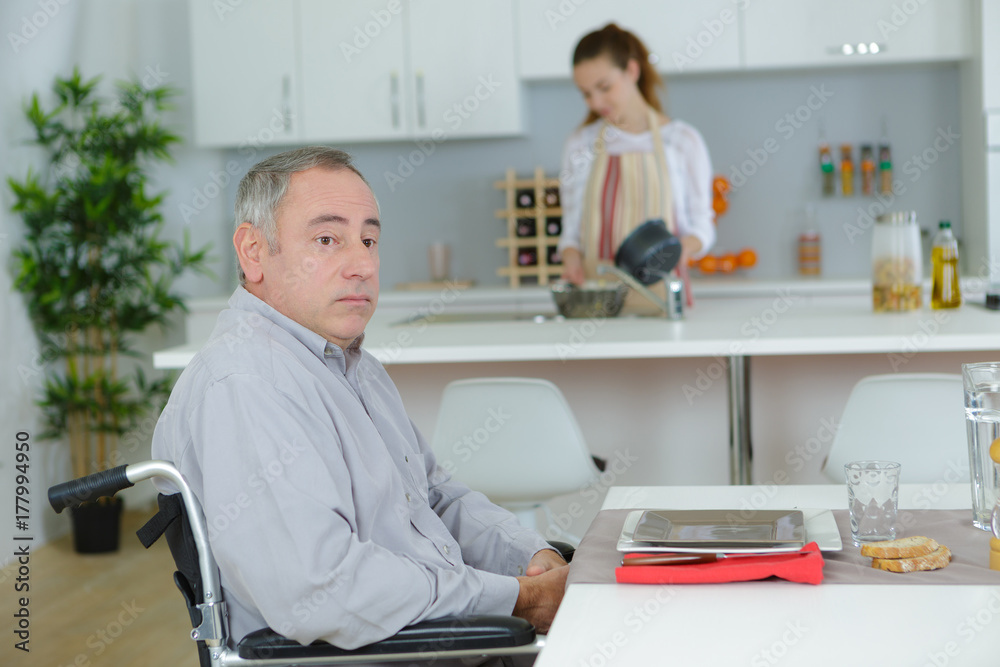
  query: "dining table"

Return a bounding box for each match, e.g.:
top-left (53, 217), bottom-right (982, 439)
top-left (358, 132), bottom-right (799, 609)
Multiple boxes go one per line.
top-left (535, 482), bottom-right (1000, 666)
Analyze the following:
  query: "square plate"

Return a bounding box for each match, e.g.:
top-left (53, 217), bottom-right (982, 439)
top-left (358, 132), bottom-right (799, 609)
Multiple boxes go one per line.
top-left (618, 508), bottom-right (843, 554)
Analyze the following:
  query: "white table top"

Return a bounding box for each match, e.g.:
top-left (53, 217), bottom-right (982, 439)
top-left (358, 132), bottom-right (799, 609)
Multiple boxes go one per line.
top-left (536, 483), bottom-right (1000, 667)
top-left (153, 290), bottom-right (1000, 369)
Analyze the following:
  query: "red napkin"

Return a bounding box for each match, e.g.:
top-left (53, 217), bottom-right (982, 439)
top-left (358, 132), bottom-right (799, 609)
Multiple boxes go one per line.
top-left (615, 542), bottom-right (824, 585)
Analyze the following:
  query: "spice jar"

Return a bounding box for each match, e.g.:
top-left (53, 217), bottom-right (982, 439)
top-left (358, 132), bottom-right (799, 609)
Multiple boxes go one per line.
top-left (872, 211), bottom-right (922, 312)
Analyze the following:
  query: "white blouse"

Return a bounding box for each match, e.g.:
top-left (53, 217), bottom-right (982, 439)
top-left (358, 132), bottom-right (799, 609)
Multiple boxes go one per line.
top-left (557, 118), bottom-right (716, 259)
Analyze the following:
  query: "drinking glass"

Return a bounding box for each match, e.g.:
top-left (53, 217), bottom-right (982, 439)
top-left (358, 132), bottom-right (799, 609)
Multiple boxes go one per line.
top-left (962, 362), bottom-right (1000, 530)
top-left (428, 242), bottom-right (451, 282)
top-left (845, 460), bottom-right (900, 544)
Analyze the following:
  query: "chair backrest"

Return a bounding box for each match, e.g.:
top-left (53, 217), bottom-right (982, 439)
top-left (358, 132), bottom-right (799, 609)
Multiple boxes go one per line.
top-left (821, 373), bottom-right (968, 483)
top-left (431, 377), bottom-right (600, 507)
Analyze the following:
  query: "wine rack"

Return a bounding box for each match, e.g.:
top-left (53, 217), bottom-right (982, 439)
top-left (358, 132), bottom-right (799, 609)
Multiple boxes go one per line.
top-left (494, 167), bottom-right (563, 287)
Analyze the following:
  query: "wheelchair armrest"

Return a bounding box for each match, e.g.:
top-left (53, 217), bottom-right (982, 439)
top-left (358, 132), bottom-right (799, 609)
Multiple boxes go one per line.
top-left (547, 540), bottom-right (575, 563)
top-left (237, 615), bottom-right (535, 659)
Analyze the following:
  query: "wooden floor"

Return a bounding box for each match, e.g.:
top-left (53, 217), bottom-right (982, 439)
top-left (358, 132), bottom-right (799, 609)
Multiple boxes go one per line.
top-left (3, 510), bottom-right (195, 666)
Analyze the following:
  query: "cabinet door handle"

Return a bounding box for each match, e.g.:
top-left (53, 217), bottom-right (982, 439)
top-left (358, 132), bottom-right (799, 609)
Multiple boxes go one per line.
top-left (390, 71), bottom-right (400, 129)
top-left (416, 70), bottom-right (426, 129)
top-left (281, 74), bottom-right (292, 132)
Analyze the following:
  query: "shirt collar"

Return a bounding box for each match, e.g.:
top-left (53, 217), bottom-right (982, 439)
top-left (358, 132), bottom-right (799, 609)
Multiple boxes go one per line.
top-left (229, 287), bottom-right (365, 370)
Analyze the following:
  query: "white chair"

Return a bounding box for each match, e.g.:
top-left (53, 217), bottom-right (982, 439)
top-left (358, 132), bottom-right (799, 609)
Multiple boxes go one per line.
top-left (821, 373), bottom-right (968, 483)
top-left (431, 378), bottom-right (602, 540)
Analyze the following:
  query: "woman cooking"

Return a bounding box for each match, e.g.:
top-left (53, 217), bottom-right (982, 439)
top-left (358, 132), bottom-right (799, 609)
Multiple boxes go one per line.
top-left (558, 23), bottom-right (716, 297)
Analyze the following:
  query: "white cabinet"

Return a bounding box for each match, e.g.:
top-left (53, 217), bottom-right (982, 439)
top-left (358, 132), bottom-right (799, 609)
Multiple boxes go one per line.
top-left (407, 2), bottom-right (520, 139)
top-left (743, 0), bottom-right (971, 70)
top-left (188, 0), bottom-right (299, 148)
top-left (297, 1), bottom-right (409, 142)
top-left (516, 0), bottom-right (741, 79)
top-left (189, 0), bottom-right (521, 146)
top-left (300, 0), bottom-right (520, 142)
top-left (984, 0), bottom-right (1000, 111)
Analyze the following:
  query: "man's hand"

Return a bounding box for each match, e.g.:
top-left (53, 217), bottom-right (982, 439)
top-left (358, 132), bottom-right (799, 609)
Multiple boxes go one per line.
top-left (513, 565), bottom-right (568, 633)
top-left (526, 548), bottom-right (567, 576)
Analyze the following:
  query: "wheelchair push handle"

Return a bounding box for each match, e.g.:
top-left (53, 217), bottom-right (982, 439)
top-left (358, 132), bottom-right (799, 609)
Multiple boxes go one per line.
top-left (48, 465), bottom-right (134, 513)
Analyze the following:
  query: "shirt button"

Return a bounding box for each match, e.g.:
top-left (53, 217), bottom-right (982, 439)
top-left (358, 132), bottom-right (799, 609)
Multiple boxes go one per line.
top-left (405, 493), bottom-right (411, 502)
top-left (518, 566), bottom-right (524, 575)
top-left (405, 456), bottom-right (409, 463)
top-left (443, 545), bottom-right (450, 554)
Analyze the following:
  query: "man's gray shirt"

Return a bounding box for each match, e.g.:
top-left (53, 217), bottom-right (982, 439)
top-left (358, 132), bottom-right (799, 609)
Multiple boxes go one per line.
top-left (152, 287), bottom-right (549, 648)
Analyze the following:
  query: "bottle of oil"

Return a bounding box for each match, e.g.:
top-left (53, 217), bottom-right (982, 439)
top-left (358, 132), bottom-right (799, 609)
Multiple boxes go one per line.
top-left (931, 220), bottom-right (961, 309)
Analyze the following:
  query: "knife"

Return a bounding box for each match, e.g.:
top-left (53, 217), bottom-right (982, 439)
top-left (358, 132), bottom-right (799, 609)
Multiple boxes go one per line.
top-left (621, 551), bottom-right (814, 566)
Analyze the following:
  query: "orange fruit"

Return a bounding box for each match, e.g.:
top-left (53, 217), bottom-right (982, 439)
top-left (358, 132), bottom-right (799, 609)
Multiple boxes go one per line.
top-left (712, 175), bottom-right (731, 195)
top-left (718, 253), bottom-right (738, 274)
top-left (737, 248), bottom-right (758, 269)
top-left (990, 437), bottom-right (1000, 464)
top-left (698, 254), bottom-right (718, 274)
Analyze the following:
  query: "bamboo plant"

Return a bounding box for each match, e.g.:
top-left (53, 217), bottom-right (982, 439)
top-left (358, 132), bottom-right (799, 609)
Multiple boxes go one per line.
top-left (9, 69), bottom-right (210, 483)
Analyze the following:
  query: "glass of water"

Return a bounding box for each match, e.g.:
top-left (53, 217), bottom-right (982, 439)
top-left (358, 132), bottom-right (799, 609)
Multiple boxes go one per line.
top-left (962, 362), bottom-right (1000, 530)
top-left (845, 460), bottom-right (900, 545)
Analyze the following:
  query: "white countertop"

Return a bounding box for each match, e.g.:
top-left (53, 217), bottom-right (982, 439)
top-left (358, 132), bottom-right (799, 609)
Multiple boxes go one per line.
top-left (154, 278), bottom-right (999, 369)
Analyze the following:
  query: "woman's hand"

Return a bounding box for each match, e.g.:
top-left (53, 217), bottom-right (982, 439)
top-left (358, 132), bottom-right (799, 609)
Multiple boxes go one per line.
top-left (560, 247), bottom-right (585, 285)
top-left (679, 235), bottom-right (703, 268)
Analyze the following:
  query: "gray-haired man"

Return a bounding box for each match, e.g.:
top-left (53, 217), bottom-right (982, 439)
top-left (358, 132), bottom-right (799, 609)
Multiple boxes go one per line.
top-left (152, 147), bottom-right (567, 658)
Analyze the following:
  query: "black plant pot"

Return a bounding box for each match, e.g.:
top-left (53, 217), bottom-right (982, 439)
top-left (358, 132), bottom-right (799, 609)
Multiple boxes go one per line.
top-left (70, 496), bottom-right (123, 554)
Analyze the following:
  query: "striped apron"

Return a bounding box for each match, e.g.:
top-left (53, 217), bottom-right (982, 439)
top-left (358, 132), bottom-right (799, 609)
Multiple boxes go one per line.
top-left (580, 109), bottom-right (691, 311)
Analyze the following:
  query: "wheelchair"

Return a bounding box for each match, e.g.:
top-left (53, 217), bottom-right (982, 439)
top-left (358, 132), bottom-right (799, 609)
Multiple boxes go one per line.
top-left (48, 460), bottom-right (569, 666)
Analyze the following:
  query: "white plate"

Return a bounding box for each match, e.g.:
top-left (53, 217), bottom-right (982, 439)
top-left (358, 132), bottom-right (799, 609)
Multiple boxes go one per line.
top-left (618, 508), bottom-right (843, 554)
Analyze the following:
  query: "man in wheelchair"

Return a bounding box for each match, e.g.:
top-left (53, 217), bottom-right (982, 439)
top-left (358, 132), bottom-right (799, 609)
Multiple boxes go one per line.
top-left (151, 147), bottom-right (568, 661)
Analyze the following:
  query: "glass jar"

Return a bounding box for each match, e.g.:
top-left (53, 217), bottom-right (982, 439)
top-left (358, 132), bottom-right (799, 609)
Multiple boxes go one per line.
top-left (872, 211), bottom-right (922, 312)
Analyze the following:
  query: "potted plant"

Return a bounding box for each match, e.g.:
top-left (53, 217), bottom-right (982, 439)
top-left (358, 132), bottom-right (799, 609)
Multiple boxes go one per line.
top-left (8, 69), bottom-right (210, 553)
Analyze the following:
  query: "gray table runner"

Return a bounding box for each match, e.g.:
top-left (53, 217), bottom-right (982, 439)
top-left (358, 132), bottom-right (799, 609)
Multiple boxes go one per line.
top-left (567, 508), bottom-right (1000, 586)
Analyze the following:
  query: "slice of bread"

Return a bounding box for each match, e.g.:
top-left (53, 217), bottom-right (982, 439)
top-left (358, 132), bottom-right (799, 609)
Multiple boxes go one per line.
top-left (860, 536), bottom-right (939, 559)
top-left (871, 545), bottom-right (952, 573)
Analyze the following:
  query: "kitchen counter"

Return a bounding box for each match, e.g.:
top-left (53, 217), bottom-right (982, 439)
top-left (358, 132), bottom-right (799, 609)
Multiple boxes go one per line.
top-left (153, 277), bottom-right (997, 369)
